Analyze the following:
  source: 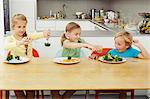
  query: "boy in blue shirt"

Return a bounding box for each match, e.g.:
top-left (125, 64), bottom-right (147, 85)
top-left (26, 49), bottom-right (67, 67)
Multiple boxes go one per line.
top-left (108, 31), bottom-right (149, 59)
top-left (108, 30), bottom-right (149, 99)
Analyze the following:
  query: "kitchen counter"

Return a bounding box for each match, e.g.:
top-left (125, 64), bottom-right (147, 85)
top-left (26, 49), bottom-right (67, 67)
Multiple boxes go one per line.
top-left (36, 19), bottom-right (149, 37)
top-left (90, 20), bottom-right (150, 37)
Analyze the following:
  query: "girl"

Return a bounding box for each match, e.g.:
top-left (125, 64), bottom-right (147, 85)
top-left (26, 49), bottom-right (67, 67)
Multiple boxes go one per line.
top-left (107, 30), bottom-right (149, 99)
top-left (61, 22), bottom-right (102, 58)
top-left (51, 22), bottom-right (102, 99)
top-left (4, 14), bottom-right (51, 99)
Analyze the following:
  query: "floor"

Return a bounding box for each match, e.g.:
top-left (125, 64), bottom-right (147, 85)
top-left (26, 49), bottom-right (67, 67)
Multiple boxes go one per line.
top-left (9, 94), bottom-right (149, 99)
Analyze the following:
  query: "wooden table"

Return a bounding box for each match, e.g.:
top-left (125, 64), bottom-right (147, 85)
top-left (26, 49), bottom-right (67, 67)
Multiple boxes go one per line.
top-left (0, 58), bottom-right (150, 98)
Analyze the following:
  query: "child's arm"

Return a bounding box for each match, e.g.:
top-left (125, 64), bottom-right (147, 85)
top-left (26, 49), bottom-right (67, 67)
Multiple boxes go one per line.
top-left (133, 39), bottom-right (150, 59)
top-left (63, 40), bottom-right (96, 51)
top-left (30, 30), bottom-right (51, 40)
top-left (4, 37), bottom-right (32, 50)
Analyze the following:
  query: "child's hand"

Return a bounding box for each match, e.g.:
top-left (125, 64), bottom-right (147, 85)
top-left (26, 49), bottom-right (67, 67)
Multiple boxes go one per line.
top-left (133, 38), bottom-right (142, 47)
top-left (94, 45), bottom-right (103, 53)
top-left (43, 29), bottom-right (51, 39)
top-left (85, 44), bottom-right (96, 51)
top-left (17, 37), bottom-right (32, 45)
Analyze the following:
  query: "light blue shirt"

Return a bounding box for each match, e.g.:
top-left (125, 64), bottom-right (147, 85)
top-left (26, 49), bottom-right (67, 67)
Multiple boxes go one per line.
top-left (108, 47), bottom-right (141, 58)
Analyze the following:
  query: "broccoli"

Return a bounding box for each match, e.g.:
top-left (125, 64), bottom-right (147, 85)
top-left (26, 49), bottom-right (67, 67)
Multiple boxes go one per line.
top-left (15, 56), bottom-right (20, 60)
top-left (44, 43), bottom-right (51, 47)
top-left (7, 55), bottom-right (13, 61)
top-left (68, 56), bottom-right (72, 60)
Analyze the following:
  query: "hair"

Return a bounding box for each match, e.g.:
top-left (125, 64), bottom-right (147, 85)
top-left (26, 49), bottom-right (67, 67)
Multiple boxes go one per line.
top-left (115, 30), bottom-right (133, 47)
top-left (60, 22), bottom-right (81, 46)
top-left (11, 14), bottom-right (27, 30)
top-left (12, 14), bottom-right (28, 55)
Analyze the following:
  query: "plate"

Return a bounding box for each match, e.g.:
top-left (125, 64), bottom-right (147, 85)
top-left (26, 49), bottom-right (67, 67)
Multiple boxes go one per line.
top-left (98, 57), bottom-right (126, 64)
top-left (4, 57), bottom-right (30, 64)
top-left (53, 57), bottom-right (80, 64)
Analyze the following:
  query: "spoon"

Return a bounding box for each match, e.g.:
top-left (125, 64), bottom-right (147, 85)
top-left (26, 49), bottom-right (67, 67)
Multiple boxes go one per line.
top-left (44, 29), bottom-right (51, 47)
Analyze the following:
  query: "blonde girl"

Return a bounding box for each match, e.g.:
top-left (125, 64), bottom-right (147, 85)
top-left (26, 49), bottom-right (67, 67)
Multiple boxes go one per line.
top-left (4, 14), bottom-right (51, 99)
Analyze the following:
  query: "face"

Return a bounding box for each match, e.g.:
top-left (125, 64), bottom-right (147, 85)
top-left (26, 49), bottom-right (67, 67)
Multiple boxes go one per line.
top-left (67, 28), bottom-right (81, 42)
top-left (13, 20), bottom-right (27, 37)
top-left (115, 37), bottom-right (129, 52)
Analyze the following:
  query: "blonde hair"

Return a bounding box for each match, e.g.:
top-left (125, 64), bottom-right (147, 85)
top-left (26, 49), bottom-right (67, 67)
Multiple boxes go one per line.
top-left (11, 14), bottom-right (27, 30)
top-left (60, 22), bottom-right (81, 46)
top-left (115, 30), bottom-right (133, 47)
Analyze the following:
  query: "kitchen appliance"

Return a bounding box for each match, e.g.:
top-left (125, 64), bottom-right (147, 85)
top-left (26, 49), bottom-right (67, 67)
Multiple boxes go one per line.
top-left (91, 9), bottom-right (100, 19)
top-left (138, 13), bottom-right (150, 34)
top-left (75, 12), bottom-right (83, 19)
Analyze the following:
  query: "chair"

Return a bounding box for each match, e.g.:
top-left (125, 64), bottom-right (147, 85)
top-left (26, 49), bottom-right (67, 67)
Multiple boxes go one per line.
top-left (32, 48), bottom-right (44, 99)
top-left (94, 48), bottom-right (134, 99)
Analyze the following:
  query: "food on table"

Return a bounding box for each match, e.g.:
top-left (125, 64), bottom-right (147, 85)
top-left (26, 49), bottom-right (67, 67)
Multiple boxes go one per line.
top-left (102, 53), bottom-right (123, 62)
top-left (7, 54), bottom-right (13, 61)
top-left (15, 56), bottom-right (20, 60)
top-left (7, 55), bottom-right (21, 61)
top-left (63, 57), bottom-right (80, 63)
top-left (67, 56), bottom-right (72, 60)
top-left (44, 42), bottom-right (51, 47)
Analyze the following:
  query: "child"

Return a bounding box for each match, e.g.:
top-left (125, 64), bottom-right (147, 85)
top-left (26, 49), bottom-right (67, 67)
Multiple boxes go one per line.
top-left (51, 22), bottom-right (102, 99)
top-left (61, 22), bottom-right (102, 58)
top-left (108, 30), bottom-right (149, 59)
top-left (4, 14), bottom-right (51, 99)
top-left (107, 30), bottom-right (149, 99)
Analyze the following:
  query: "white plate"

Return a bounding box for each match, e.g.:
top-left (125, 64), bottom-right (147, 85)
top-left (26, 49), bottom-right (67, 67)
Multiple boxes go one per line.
top-left (98, 57), bottom-right (126, 64)
top-left (4, 57), bottom-right (30, 64)
top-left (53, 57), bottom-right (80, 64)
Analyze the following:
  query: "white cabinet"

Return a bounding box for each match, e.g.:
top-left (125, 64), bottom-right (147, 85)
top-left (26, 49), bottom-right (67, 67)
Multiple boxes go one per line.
top-left (55, 20), bottom-right (71, 31)
top-left (36, 20), bottom-right (97, 31)
top-left (9, 0), bottom-right (36, 33)
top-left (36, 20), bottom-right (55, 31)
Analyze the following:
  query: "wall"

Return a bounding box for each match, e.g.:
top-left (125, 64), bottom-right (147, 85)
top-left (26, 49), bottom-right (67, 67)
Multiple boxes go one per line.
top-left (0, 0), bottom-right (4, 37)
top-left (0, 0), bottom-right (5, 57)
top-left (37, 0), bottom-right (105, 18)
top-left (9, 0), bottom-right (36, 33)
top-left (111, 0), bottom-right (150, 23)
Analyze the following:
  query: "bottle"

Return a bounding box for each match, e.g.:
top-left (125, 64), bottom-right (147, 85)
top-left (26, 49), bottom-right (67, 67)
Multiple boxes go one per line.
top-left (100, 9), bottom-right (104, 17)
top-left (49, 10), bottom-right (52, 17)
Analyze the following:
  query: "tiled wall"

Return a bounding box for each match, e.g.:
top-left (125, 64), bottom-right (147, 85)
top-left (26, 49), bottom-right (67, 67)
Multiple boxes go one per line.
top-left (37, 0), bottom-right (105, 18)
top-left (37, 0), bottom-right (149, 22)
top-left (111, 0), bottom-right (150, 23)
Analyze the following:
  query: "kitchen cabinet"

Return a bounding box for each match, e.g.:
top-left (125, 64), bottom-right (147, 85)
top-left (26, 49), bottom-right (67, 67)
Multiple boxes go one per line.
top-left (55, 20), bottom-right (95, 31)
top-left (36, 20), bottom-right (97, 31)
top-left (36, 20), bottom-right (55, 31)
